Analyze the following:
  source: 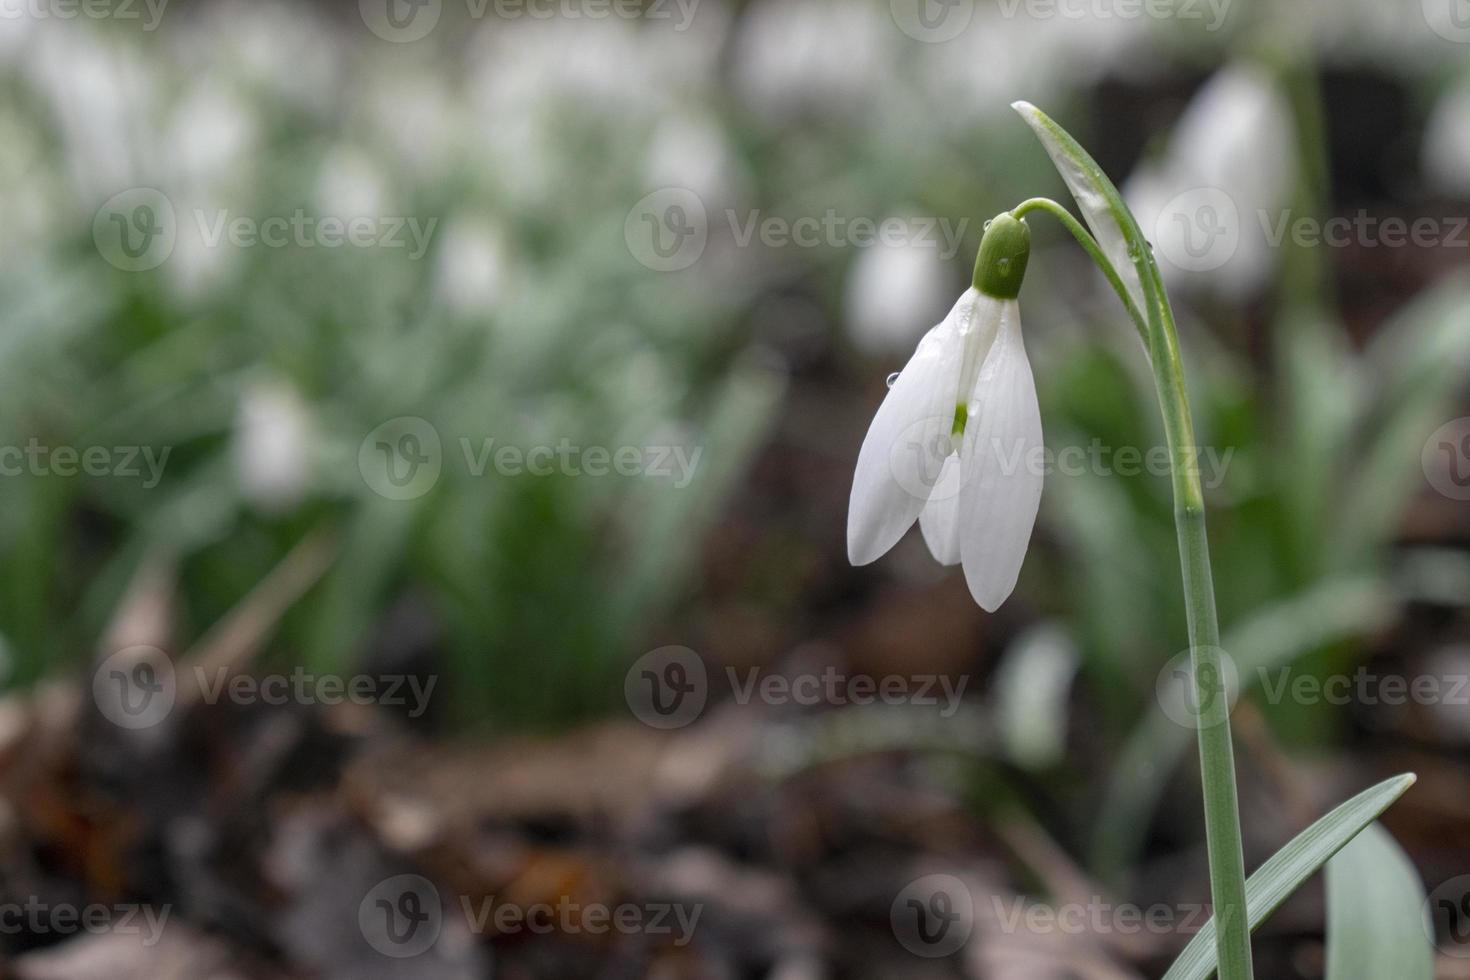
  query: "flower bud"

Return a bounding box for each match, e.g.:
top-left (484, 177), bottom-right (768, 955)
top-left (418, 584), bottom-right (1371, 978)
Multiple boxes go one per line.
top-left (971, 212), bottom-right (1031, 300)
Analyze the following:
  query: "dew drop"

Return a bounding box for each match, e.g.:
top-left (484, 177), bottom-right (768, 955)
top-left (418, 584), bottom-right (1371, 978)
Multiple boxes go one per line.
top-left (983, 219), bottom-right (993, 230)
top-left (997, 257), bottom-right (1011, 271)
top-left (886, 372), bottom-right (901, 388)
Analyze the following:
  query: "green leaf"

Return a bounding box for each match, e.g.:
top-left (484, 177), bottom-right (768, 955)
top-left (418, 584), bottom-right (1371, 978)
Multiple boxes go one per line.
top-left (1325, 822), bottom-right (1433, 980)
top-left (1162, 774), bottom-right (1417, 980)
top-left (1011, 101), bottom-right (1150, 325)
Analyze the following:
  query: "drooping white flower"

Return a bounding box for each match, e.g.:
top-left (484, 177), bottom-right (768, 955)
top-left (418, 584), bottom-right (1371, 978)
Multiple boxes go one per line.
top-left (1122, 64), bottom-right (1294, 299)
top-left (1423, 76), bottom-right (1470, 200)
top-left (848, 214), bottom-right (1043, 611)
top-left (233, 379), bottom-right (314, 514)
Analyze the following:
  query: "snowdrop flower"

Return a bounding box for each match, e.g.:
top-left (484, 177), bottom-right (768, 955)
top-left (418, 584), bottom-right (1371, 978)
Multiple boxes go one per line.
top-left (1423, 76), bottom-right (1470, 200)
top-left (1124, 64), bottom-right (1293, 299)
top-left (848, 214), bottom-right (1042, 611)
top-left (233, 380), bottom-right (314, 514)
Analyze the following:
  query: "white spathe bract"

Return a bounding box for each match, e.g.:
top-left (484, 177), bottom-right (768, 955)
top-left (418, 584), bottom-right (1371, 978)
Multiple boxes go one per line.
top-left (848, 288), bottom-right (1043, 611)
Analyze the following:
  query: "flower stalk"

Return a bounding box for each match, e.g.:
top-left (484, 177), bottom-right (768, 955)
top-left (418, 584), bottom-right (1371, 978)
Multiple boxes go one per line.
top-left (1015, 193), bottom-right (1255, 979)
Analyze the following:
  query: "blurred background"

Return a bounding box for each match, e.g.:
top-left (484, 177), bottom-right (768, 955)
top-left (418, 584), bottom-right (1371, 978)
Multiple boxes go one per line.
top-left (1, 0), bottom-right (1470, 976)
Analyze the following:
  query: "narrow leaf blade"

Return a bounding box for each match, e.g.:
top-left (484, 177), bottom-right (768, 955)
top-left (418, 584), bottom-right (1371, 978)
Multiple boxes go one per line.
top-left (1162, 774), bottom-right (1417, 980)
top-left (1012, 100), bottom-right (1150, 322)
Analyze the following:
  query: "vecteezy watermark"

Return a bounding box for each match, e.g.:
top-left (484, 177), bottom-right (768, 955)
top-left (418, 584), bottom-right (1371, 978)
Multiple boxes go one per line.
top-left (1256, 666), bottom-right (1470, 708)
top-left (891, 874), bottom-right (974, 958)
top-left (889, 0), bottom-right (1230, 43)
top-left (1427, 875), bottom-right (1470, 958)
top-left (358, 875), bottom-right (701, 959)
top-left (93, 189), bottom-right (438, 271)
top-left (990, 895), bottom-right (1213, 937)
top-left (359, 0), bottom-right (700, 43)
top-left (0, 440), bottom-right (170, 487)
top-left (358, 417), bottom-right (704, 501)
top-left (361, 875), bottom-right (442, 958)
top-left (92, 188), bottom-right (176, 272)
top-left (0, 898), bottom-right (171, 946)
top-left (192, 667), bottom-right (436, 718)
top-left (1155, 647), bottom-right (1240, 730)
top-left (623, 189), bottom-right (970, 272)
top-left (93, 646), bottom-right (177, 730)
top-left (1152, 188), bottom-right (1470, 274)
top-left (1422, 0), bottom-right (1470, 44)
top-left (623, 646), bottom-right (970, 730)
top-left (1424, 418), bottom-right (1470, 501)
top-left (0, 0), bottom-right (168, 29)
top-left (92, 647), bottom-right (437, 729)
top-left (887, 423), bottom-right (1235, 504)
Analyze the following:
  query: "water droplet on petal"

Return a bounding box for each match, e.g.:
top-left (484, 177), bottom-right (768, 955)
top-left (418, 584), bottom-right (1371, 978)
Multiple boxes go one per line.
top-left (886, 372), bottom-right (901, 388)
top-left (983, 219), bottom-right (993, 230)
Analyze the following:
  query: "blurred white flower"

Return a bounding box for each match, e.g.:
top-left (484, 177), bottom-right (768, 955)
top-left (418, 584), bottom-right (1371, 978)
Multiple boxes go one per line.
top-left (315, 145), bottom-right (388, 220)
top-left (844, 235), bottom-right (951, 356)
top-left (363, 71), bottom-right (462, 179)
top-left (644, 113), bottom-right (746, 207)
top-left (1423, 77), bottom-right (1470, 199)
top-left (178, 0), bottom-right (342, 114)
top-left (732, 0), bottom-right (889, 121)
top-left (233, 380), bottom-right (314, 514)
top-left (433, 218), bottom-right (510, 317)
top-left (24, 28), bottom-right (159, 205)
top-left (1125, 64), bottom-right (1295, 298)
top-left (168, 83), bottom-right (259, 188)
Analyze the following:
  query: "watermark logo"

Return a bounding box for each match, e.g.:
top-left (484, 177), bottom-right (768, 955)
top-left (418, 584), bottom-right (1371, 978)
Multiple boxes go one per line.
top-left (93, 645), bottom-right (177, 730)
top-left (1423, 418), bottom-right (1470, 501)
top-left (359, 417), bottom-right (444, 501)
top-left (461, 896), bottom-right (701, 943)
top-left (1155, 646), bottom-right (1239, 729)
top-left (990, 895), bottom-right (1212, 936)
top-left (2, 0), bottom-right (170, 29)
top-left (360, 875), bottom-right (443, 958)
top-left (889, 0), bottom-right (974, 42)
top-left (625, 188), bottom-right (707, 272)
top-left (891, 874), bottom-right (974, 957)
top-left (1423, 0), bottom-right (1470, 43)
top-left (192, 210), bottom-right (437, 259)
top-left (93, 188), bottom-right (176, 272)
top-left (0, 898), bottom-right (170, 945)
top-left (360, 0), bottom-right (442, 41)
top-left (1154, 187), bottom-right (1240, 273)
top-left (0, 440), bottom-right (170, 486)
top-left (1428, 875), bottom-right (1470, 957)
top-left (890, 416), bottom-right (961, 503)
top-left (625, 645), bottom-right (707, 729)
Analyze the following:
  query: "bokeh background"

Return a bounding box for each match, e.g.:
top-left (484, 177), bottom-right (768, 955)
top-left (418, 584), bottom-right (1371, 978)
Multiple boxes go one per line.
top-left (2, 0), bottom-right (1470, 976)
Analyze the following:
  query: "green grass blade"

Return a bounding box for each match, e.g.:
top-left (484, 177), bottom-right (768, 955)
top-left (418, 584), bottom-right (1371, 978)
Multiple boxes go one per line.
top-left (1325, 822), bottom-right (1433, 980)
top-left (1163, 774), bottom-right (1417, 980)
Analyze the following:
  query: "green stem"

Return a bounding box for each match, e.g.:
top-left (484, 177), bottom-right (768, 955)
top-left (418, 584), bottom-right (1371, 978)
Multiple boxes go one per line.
top-left (1019, 197), bottom-right (1255, 979)
top-left (1010, 197), bottom-right (1148, 348)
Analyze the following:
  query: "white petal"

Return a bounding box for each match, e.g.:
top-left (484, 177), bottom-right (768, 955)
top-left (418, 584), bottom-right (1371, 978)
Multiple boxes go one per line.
top-left (957, 300), bottom-right (1043, 611)
top-left (847, 293), bottom-right (971, 566)
top-left (919, 454), bottom-right (963, 565)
